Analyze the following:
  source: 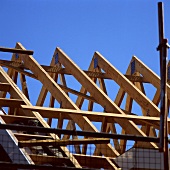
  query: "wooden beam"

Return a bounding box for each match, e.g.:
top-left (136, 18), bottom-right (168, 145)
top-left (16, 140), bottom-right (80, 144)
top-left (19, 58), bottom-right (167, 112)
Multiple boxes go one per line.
top-left (21, 105), bottom-right (162, 129)
top-left (117, 63), bottom-right (133, 152)
top-left (0, 98), bottom-right (25, 107)
top-left (0, 114), bottom-right (36, 124)
top-left (134, 56), bottom-right (170, 101)
top-left (18, 138), bottom-right (110, 147)
top-left (124, 75), bottom-right (149, 83)
top-left (20, 74), bottom-right (30, 100)
top-left (105, 157), bottom-right (121, 170)
top-left (59, 84), bottom-right (97, 103)
top-left (14, 133), bottom-right (53, 141)
top-left (48, 73), bottom-right (58, 126)
top-left (0, 46), bottom-right (34, 55)
top-left (0, 83), bottom-right (11, 92)
top-left (0, 59), bottom-right (148, 83)
top-left (0, 60), bottom-right (36, 79)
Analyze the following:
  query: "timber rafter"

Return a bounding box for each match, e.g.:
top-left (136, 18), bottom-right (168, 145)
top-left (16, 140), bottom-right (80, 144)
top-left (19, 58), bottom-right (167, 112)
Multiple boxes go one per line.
top-left (0, 42), bottom-right (168, 169)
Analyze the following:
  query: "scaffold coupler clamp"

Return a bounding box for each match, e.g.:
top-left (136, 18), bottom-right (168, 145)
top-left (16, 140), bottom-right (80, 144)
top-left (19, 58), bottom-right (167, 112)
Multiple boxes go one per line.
top-left (157, 38), bottom-right (170, 51)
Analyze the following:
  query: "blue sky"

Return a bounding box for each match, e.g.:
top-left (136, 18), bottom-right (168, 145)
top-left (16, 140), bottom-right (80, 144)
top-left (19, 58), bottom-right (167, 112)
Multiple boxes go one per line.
top-left (0, 1), bottom-right (170, 136)
top-left (1, 0), bottom-right (169, 72)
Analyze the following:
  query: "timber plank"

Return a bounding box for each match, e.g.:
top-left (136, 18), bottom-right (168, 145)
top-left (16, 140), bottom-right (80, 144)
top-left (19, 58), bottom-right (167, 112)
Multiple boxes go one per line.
top-left (21, 105), bottom-right (162, 131)
top-left (0, 83), bottom-right (11, 92)
top-left (18, 138), bottom-right (110, 147)
top-left (0, 114), bottom-right (36, 124)
top-left (14, 133), bottom-right (53, 141)
top-left (0, 98), bottom-right (25, 107)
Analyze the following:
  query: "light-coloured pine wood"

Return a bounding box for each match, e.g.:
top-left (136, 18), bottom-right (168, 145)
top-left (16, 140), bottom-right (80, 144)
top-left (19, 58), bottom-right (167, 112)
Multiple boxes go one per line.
top-left (21, 105), bottom-right (163, 129)
top-left (14, 133), bottom-right (53, 140)
top-left (19, 138), bottom-right (110, 147)
top-left (17, 44), bottom-right (119, 157)
top-left (0, 42), bottom-right (167, 169)
top-left (57, 48), bottom-right (157, 149)
top-left (15, 43), bottom-right (82, 167)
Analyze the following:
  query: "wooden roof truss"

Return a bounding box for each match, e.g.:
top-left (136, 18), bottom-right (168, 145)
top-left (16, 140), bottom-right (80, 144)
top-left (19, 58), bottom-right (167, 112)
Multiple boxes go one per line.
top-left (0, 42), bottom-right (167, 169)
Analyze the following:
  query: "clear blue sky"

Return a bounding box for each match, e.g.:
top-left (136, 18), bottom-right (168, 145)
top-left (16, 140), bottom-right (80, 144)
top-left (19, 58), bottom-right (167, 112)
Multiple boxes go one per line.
top-left (0, 1), bottom-right (170, 131)
top-left (1, 0), bottom-right (169, 72)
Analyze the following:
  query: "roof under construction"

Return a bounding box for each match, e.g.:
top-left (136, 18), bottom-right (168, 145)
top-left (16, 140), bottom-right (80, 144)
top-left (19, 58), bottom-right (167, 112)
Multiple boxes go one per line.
top-left (0, 42), bottom-right (167, 169)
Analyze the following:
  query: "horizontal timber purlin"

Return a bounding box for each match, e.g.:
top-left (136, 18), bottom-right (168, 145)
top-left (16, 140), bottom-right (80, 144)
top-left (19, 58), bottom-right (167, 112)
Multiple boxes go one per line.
top-left (0, 46), bottom-right (34, 55)
top-left (18, 138), bottom-right (110, 147)
top-left (0, 59), bottom-right (98, 102)
top-left (0, 59), bottom-right (37, 79)
top-left (0, 123), bottom-right (160, 142)
top-left (0, 59), bottom-right (148, 82)
top-left (0, 82), bottom-right (11, 91)
top-left (0, 114), bottom-right (37, 124)
top-left (20, 105), bottom-right (162, 128)
top-left (58, 84), bottom-right (97, 103)
top-left (14, 133), bottom-right (53, 140)
top-left (0, 98), bottom-right (25, 107)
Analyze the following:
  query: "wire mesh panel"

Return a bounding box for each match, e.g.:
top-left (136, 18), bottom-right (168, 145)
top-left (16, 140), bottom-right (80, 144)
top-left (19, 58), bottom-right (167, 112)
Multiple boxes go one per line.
top-left (0, 129), bottom-right (31, 165)
top-left (0, 126), bottom-right (164, 170)
top-left (114, 147), bottom-right (163, 170)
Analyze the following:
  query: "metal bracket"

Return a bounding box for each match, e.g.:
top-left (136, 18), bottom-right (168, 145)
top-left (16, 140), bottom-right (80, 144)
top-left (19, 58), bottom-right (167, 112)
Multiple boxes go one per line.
top-left (15, 53), bottom-right (19, 59)
top-left (54, 53), bottom-right (58, 64)
top-left (94, 57), bottom-right (98, 68)
top-left (131, 60), bottom-right (135, 75)
top-left (157, 39), bottom-right (170, 51)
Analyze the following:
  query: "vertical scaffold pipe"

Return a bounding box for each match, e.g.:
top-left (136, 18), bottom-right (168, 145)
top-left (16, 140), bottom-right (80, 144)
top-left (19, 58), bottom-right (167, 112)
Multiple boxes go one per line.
top-left (157, 2), bottom-right (170, 170)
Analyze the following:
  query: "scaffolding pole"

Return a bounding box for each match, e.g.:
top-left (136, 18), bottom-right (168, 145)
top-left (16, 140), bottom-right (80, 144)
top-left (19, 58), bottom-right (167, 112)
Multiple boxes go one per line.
top-left (157, 2), bottom-right (170, 170)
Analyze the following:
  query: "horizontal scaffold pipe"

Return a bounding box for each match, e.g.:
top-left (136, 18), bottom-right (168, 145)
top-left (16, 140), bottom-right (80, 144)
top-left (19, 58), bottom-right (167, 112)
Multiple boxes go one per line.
top-left (0, 123), bottom-right (160, 143)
